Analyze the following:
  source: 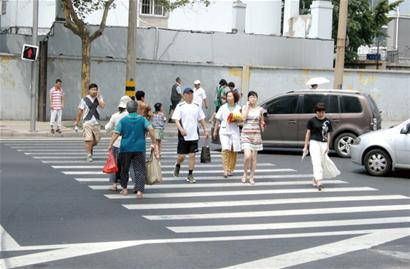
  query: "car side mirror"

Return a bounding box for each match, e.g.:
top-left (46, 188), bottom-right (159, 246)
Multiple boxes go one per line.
top-left (400, 123), bottom-right (410, 134)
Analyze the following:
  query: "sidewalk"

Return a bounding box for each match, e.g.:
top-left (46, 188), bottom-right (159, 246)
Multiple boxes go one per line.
top-left (0, 119), bottom-right (401, 138)
top-left (0, 120), bottom-right (182, 138)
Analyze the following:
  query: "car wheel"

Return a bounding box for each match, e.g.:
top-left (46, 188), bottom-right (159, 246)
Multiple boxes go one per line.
top-left (334, 133), bottom-right (357, 158)
top-left (363, 149), bottom-right (392, 176)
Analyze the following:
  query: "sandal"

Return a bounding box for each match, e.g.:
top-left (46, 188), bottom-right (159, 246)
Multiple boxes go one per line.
top-left (110, 183), bottom-right (118, 191)
top-left (119, 189), bottom-right (128, 196)
top-left (241, 175), bottom-right (248, 183)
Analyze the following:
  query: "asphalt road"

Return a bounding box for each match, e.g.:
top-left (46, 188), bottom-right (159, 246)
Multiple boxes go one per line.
top-left (0, 138), bottom-right (409, 269)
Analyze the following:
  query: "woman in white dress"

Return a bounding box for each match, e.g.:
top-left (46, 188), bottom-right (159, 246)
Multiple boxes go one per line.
top-left (213, 91), bottom-right (242, 177)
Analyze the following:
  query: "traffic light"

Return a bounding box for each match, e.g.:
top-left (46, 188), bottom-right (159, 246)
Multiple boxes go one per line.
top-left (21, 44), bottom-right (39, 61)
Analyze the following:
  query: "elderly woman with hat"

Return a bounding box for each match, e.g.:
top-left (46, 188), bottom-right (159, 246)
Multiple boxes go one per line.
top-left (105, 96), bottom-right (134, 191)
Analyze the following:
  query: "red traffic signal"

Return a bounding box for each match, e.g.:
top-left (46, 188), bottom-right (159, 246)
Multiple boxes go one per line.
top-left (21, 44), bottom-right (39, 61)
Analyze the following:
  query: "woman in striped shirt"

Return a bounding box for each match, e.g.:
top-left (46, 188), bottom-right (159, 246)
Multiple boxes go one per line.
top-left (241, 91), bottom-right (265, 185)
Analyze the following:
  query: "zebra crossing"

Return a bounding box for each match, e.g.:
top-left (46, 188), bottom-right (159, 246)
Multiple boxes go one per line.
top-left (3, 138), bottom-right (410, 240)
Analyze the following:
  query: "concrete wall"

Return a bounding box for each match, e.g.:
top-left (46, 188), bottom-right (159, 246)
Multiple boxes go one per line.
top-left (1, 22), bottom-right (334, 69)
top-left (1, 53), bottom-right (409, 122)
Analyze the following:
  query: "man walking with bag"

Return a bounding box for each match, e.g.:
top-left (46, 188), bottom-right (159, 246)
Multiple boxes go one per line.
top-left (74, 83), bottom-right (105, 162)
top-left (172, 87), bottom-right (209, 183)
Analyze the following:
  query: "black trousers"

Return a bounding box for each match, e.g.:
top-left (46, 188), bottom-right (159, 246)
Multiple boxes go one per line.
top-left (118, 152), bottom-right (146, 192)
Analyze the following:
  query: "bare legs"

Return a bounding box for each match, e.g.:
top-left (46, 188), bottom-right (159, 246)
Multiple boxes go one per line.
top-left (242, 149), bottom-right (257, 184)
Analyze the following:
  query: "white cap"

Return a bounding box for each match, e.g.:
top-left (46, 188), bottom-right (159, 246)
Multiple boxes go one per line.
top-left (194, 80), bottom-right (201, 85)
top-left (118, 95), bottom-right (132, 108)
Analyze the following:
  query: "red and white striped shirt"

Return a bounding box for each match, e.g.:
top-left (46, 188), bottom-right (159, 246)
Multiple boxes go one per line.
top-left (50, 87), bottom-right (64, 110)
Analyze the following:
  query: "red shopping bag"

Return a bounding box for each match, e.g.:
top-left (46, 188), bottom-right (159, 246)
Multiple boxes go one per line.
top-left (102, 151), bottom-right (118, 174)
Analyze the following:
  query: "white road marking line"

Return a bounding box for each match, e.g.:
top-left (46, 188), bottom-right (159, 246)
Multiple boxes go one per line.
top-left (52, 163), bottom-right (275, 169)
top-left (64, 168), bottom-right (294, 175)
top-left (3, 227), bottom-right (409, 269)
top-left (0, 225), bottom-right (20, 251)
top-left (167, 216), bottom-right (410, 233)
top-left (221, 228), bottom-right (410, 269)
top-left (26, 152), bottom-right (214, 155)
top-left (144, 204), bottom-right (410, 220)
top-left (88, 180), bottom-right (347, 190)
top-left (123, 195), bottom-right (409, 210)
top-left (43, 160), bottom-right (106, 164)
top-left (32, 155), bottom-right (224, 159)
top-left (106, 187), bottom-right (377, 199)
top-left (74, 174), bottom-right (314, 182)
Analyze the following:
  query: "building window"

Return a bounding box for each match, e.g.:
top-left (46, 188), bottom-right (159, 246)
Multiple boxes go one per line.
top-left (141, 0), bottom-right (166, 16)
top-left (1, 0), bottom-right (7, 15)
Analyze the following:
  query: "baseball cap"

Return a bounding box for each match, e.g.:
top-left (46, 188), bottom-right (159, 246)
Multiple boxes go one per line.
top-left (183, 87), bottom-right (194, 94)
top-left (194, 80), bottom-right (201, 85)
top-left (118, 95), bottom-right (132, 108)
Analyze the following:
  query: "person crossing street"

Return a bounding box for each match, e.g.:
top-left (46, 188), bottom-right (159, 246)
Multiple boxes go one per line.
top-left (172, 87), bottom-right (209, 183)
top-left (74, 83), bottom-right (105, 162)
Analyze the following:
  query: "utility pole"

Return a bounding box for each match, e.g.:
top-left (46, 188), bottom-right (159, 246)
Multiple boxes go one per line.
top-left (334, 0), bottom-right (348, 89)
top-left (30, 0), bottom-right (39, 131)
top-left (125, 0), bottom-right (137, 97)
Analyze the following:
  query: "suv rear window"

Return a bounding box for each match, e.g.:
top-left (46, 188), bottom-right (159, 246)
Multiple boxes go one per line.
top-left (303, 94), bottom-right (339, 113)
top-left (266, 95), bottom-right (299, 114)
top-left (366, 94), bottom-right (380, 115)
top-left (341, 96), bottom-right (362, 113)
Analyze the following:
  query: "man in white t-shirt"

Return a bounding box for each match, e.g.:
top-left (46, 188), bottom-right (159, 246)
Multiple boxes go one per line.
top-left (74, 83), bottom-right (105, 162)
top-left (193, 80), bottom-right (208, 111)
top-left (172, 87), bottom-right (209, 183)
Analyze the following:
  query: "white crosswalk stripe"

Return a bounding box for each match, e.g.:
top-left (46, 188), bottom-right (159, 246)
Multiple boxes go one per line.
top-left (167, 217), bottom-right (410, 233)
top-left (3, 139), bottom-right (410, 244)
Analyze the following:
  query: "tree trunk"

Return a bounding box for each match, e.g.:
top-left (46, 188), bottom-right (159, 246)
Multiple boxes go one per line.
top-left (81, 35), bottom-right (91, 97)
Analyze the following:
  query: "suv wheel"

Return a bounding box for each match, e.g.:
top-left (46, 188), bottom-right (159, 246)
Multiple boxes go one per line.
top-left (334, 132), bottom-right (357, 158)
top-left (363, 149), bottom-right (392, 176)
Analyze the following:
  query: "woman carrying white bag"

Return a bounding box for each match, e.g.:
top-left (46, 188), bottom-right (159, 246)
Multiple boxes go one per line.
top-left (303, 103), bottom-right (340, 191)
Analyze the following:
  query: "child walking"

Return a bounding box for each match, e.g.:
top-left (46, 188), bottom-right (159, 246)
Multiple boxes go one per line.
top-left (152, 103), bottom-right (166, 156)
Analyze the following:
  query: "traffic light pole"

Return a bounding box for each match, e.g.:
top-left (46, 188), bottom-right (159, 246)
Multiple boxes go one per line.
top-left (125, 0), bottom-right (137, 97)
top-left (30, 0), bottom-right (39, 132)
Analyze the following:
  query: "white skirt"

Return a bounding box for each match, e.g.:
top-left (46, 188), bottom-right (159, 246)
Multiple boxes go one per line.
top-left (219, 133), bottom-right (241, 152)
top-left (309, 140), bottom-right (340, 180)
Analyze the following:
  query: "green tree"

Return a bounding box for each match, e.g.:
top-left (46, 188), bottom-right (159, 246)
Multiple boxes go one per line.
top-left (300, 0), bottom-right (402, 64)
top-left (62, 0), bottom-right (210, 96)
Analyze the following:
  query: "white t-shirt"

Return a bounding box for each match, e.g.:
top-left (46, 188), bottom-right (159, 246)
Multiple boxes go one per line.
top-left (172, 102), bottom-right (205, 141)
top-left (78, 95), bottom-right (103, 125)
top-left (105, 111), bottom-right (129, 148)
top-left (215, 103), bottom-right (241, 135)
top-left (193, 87), bottom-right (206, 107)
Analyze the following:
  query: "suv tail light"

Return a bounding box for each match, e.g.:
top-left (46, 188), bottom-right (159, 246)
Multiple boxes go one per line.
top-left (371, 118), bottom-right (378, 131)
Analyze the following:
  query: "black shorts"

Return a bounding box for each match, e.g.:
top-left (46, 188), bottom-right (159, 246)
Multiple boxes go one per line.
top-left (177, 140), bottom-right (198, 154)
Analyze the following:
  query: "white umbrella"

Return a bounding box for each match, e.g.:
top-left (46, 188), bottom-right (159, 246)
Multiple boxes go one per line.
top-left (306, 77), bottom-right (330, 86)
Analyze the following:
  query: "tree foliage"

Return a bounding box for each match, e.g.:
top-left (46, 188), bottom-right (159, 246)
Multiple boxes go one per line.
top-left (62, 0), bottom-right (210, 96)
top-left (300, 0), bottom-right (402, 63)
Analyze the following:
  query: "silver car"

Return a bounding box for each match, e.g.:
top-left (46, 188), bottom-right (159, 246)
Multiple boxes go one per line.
top-left (351, 119), bottom-right (410, 176)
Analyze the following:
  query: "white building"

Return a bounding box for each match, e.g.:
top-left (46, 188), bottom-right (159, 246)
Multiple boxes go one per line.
top-left (0, 0), bottom-right (332, 39)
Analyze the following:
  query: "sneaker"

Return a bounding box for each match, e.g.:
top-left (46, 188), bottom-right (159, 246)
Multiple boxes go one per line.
top-left (87, 154), bottom-right (93, 162)
top-left (173, 165), bottom-right (180, 177)
top-left (50, 128), bottom-right (55, 134)
top-left (56, 129), bottom-right (62, 134)
top-left (187, 174), bottom-right (196, 183)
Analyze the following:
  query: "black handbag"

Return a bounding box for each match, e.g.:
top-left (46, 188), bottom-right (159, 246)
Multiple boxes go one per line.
top-left (200, 139), bottom-right (211, 163)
